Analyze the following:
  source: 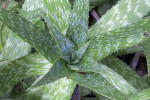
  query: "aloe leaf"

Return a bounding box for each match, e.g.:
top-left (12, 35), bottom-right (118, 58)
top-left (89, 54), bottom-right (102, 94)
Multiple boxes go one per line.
top-left (88, 0), bottom-right (150, 37)
top-left (101, 56), bottom-right (149, 91)
top-left (44, 16), bottom-right (76, 58)
top-left (113, 44), bottom-right (143, 56)
top-left (129, 88), bottom-right (150, 100)
top-left (80, 57), bottom-right (137, 97)
top-left (0, 53), bottom-right (52, 97)
top-left (22, 0), bottom-right (43, 12)
top-left (0, 0), bottom-right (18, 9)
top-left (44, 0), bottom-right (71, 35)
top-left (0, 8), bottom-right (60, 63)
top-left (3, 33), bottom-right (30, 61)
top-left (71, 42), bottom-right (90, 63)
top-left (86, 16), bottom-right (150, 61)
top-left (66, 0), bottom-right (89, 48)
top-left (70, 72), bottom-right (127, 100)
top-left (23, 78), bottom-right (76, 100)
top-left (34, 58), bottom-right (73, 87)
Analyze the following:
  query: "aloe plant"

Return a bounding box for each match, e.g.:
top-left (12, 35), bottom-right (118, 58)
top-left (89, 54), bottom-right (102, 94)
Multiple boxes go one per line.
top-left (1, 0), bottom-right (150, 100)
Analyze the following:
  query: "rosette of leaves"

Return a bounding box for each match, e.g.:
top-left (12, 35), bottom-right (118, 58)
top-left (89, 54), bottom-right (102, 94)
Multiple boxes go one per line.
top-left (1, 0), bottom-right (150, 100)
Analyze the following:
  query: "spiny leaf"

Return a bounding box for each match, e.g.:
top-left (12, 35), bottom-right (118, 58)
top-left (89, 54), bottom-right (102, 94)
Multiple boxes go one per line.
top-left (44, 16), bottom-right (76, 58)
top-left (66, 0), bottom-right (89, 48)
top-left (70, 72), bottom-right (127, 100)
top-left (113, 44), bottom-right (143, 56)
top-left (0, 53), bottom-right (52, 97)
top-left (23, 78), bottom-right (76, 100)
top-left (129, 88), bottom-right (150, 100)
top-left (44, 0), bottom-right (71, 35)
top-left (34, 58), bottom-right (73, 87)
top-left (88, 0), bottom-right (150, 37)
top-left (3, 33), bottom-right (30, 61)
top-left (0, 8), bottom-right (60, 63)
top-left (142, 40), bottom-right (150, 75)
top-left (80, 57), bottom-right (137, 98)
top-left (101, 56), bottom-right (149, 91)
top-left (86, 16), bottom-right (150, 61)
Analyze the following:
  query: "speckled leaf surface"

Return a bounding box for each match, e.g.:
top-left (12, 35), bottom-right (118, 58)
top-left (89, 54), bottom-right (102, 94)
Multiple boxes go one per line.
top-left (113, 44), bottom-right (143, 56)
top-left (88, 0), bottom-right (150, 38)
top-left (0, 8), bottom-right (60, 63)
top-left (44, 16), bottom-right (75, 57)
top-left (101, 56), bottom-right (149, 91)
top-left (70, 72), bottom-right (127, 100)
top-left (22, 0), bottom-right (43, 17)
top-left (23, 77), bottom-right (76, 100)
top-left (129, 88), bottom-right (150, 100)
top-left (0, 53), bottom-right (52, 97)
top-left (142, 40), bottom-right (150, 75)
top-left (3, 33), bottom-right (30, 61)
top-left (66, 0), bottom-right (89, 48)
top-left (44, 0), bottom-right (71, 35)
top-left (79, 57), bottom-right (137, 98)
top-left (34, 58), bottom-right (73, 87)
top-left (86, 17), bottom-right (150, 61)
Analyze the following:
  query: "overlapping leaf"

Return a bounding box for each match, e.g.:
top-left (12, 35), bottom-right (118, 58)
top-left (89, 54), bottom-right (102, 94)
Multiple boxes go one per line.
top-left (129, 88), bottom-right (150, 100)
top-left (44, 0), bottom-right (71, 35)
top-left (23, 78), bottom-right (76, 100)
top-left (86, 16), bottom-right (150, 61)
top-left (44, 16), bottom-right (76, 58)
top-left (88, 0), bottom-right (150, 37)
top-left (79, 57), bottom-right (138, 98)
top-left (34, 58), bottom-right (73, 87)
top-left (0, 53), bottom-right (52, 97)
top-left (70, 72), bottom-right (127, 100)
top-left (0, 8), bottom-right (60, 63)
top-left (3, 33), bottom-right (30, 61)
top-left (66, 0), bottom-right (89, 48)
top-left (101, 56), bottom-right (149, 91)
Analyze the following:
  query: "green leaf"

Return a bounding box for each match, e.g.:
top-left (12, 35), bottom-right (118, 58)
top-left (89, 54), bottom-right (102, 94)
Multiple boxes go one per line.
top-left (0, 8), bottom-right (60, 63)
top-left (129, 88), bottom-right (150, 100)
top-left (71, 42), bottom-right (90, 63)
top-left (88, 0), bottom-right (150, 38)
top-left (66, 0), bottom-right (89, 48)
top-left (44, 0), bottom-right (71, 35)
top-left (79, 57), bottom-right (137, 98)
top-left (3, 33), bottom-right (30, 61)
top-left (113, 44), bottom-right (143, 56)
top-left (0, 53), bottom-right (52, 97)
top-left (23, 78), bottom-right (76, 100)
top-left (70, 72), bottom-right (127, 100)
top-left (101, 56), bottom-right (149, 91)
top-left (44, 16), bottom-right (76, 58)
top-left (86, 16), bottom-right (150, 61)
top-left (34, 58), bottom-right (73, 87)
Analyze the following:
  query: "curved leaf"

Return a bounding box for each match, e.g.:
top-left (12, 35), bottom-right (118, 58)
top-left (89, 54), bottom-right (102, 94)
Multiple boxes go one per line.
top-left (0, 8), bottom-right (60, 63)
top-left (101, 56), bottom-right (149, 91)
top-left (0, 53), bottom-right (52, 97)
top-left (70, 72), bottom-right (127, 100)
top-left (44, 0), bottom-right (71, 35)
top-left (34, 58), bottom-right (73, 87)
top-left (66, 0), bottom-right (89, 48)
top-left (86, 16), bottom-right (150, 61)
top-left (88, 0), bottom-right (150, 37)
top-left (79, 57), bottom-right (137, 98)
top-left (129, 88), bottom-right (150, 100)
top-left (23, 78), bottom-right (76, 100)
